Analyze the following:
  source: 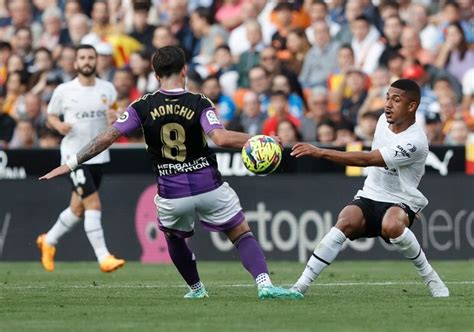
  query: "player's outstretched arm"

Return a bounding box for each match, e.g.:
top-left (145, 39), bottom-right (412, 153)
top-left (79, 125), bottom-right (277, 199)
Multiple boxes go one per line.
top-left (39, 126), bottom-right (122, 180)
top-left (208, 128), bottom-right (251, 149)
top-left (291, 142), bottom-right (386, 167)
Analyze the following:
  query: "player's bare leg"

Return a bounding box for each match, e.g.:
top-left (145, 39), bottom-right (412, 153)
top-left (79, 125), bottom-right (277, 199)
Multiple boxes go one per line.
top-left (292, 205), bottom-right (365, 295)
top-left (82, 192), bottom-right (125, 272)
top-left (226, 221), bottom-right (301, 299)
top-left (163, 232), bottom-right (208, 299)
top-left (37, 192), bottom-right (83, 272)
top-left (383, 207), bottom-right (449, 297)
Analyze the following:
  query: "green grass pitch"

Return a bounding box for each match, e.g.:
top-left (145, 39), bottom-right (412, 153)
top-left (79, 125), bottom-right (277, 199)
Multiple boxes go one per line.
top-left (1, 261), bottom-right (473, 331)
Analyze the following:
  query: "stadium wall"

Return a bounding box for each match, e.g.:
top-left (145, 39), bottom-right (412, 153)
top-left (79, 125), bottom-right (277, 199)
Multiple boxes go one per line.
top-left (0, 147), bottom-right (473, 263)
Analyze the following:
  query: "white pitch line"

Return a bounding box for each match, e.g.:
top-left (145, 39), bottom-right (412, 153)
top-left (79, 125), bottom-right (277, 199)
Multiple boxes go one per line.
top-left (1, 281), bottom-right (473, 290)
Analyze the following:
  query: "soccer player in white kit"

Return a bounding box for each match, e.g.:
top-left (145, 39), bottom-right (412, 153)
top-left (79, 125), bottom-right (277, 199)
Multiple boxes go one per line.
top-left (289, 79), bottom-right (449, 298)
top-left (37, 45), bottom-right (125, 273)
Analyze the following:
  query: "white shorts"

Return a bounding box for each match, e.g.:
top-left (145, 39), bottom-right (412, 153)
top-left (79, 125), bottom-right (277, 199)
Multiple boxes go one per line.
top-left (155, 182), bottom-right (244, 238)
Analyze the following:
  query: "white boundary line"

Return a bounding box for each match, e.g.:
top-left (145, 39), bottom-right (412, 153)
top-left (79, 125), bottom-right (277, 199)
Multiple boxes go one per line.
top-left (1, 281), bottom-right (473, 290)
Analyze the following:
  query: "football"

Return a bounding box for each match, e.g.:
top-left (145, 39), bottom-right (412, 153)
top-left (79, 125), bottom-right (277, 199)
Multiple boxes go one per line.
top-left (241, 135), bottom-right (282, 175)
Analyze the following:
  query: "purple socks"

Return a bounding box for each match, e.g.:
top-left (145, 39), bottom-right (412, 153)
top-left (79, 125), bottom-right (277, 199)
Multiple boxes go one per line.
top-left (165, 235), bottom-right (200, 287)
top-left (234, 232), bottom-right (269, 278)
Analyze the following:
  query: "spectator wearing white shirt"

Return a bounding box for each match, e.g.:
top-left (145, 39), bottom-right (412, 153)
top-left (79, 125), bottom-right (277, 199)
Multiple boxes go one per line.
top-left (350, 15), bottom-right (384, 74)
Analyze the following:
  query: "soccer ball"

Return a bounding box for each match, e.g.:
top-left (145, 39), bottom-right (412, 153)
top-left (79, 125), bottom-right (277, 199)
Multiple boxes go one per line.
top-left (241, 135), bottom-right (282, 175)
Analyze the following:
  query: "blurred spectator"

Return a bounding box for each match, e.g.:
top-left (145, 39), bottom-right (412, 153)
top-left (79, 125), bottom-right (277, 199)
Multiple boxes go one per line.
top-left (236, 20), bottom-right (264, 88)
top-left (444, 116), bottom-right (469, 145)
top-left (228, 90), bottom-right (266, 135)
top-left (328, 44), bottom-right (355, 110)
top-left (190, 6), bottom-right (228, 66)
top-left (306, 0), bottom-right (340, 44)
top-left (299, 20), bottom-right (339, 88)
top-left (350, 15), bottom-right (384, 74)
top-left (12, 27), bottom-right (35, 66)
top-left (400, 26), bottom-right (434, 66)
top-left (334, 119), bottom-right (357, 147)
top-left (248, 65), bottom-right (273, 115)
top-left (262, 90), bottom-right (300, 136)
top-left (277, 119), bottom-right (301, 146)
top-left (64, 0), bottom-right (83, 23)
top-left (316, 118), bottom-right (336, 145)
top-left (0, 41), bottom-right (12, 86)
top-left (335, 0), bottom-right (364, 45)
top-left (407, 3), bottom-right (439, 53)
top-left (228, 3), bottom-right (263, 57)
top-left (435, 22), bottom-right (474, 84)
top-left (3, 70), bottom-right (28, 117)
top-left (152, 25), bottom-right (178, 51)
top-left (461, 68), bottom-right (474, 130)
top-left (29, 47), bottom-right (59, 95)
top-left (16, 92), bottom-right (45, 130)
top-left (435, 1), bottom-right (474, 45)
top-left (96, 42), bottom-right (116, 82)
top-left (358, 66), bottom-right (390, 116)
top-left (201, 75), bottom-right (236, 127)
top-left (57, 45), bottom-right (76, 83)
top-left (355, 111), bottom-right (378, 146)
top-left (387, 52), bottom-right (404, 81)
top-left (2, 0), bottom-right (42, 46)
top-left (129, 50), bottom-right (158, 94)
top-left (38, 6), bottom-right (63, 54)
top-left (402, 62), bottom-right (438, 126)
top-left (438, 92), bottom-right (459, 136)
top-left (271, 74), bottom-right (304, 119)
top-left (90, 0), bottom-right (121, 38)
top-left (260, 46), bottom-right (304, 100)
top-left (129, 0), bottom-right (155, 52)
top-left (38, 126), bottom-right (61, 148)
top-left (213, 45), bottom-right (238, 97)
top-left (0, 111), bottom-right (16, 148)
top-left (282, 28), bottom-right (310, 75)
top-left (424, 110), bottom-right (444, 145)
top-left (113, 68), bottom-right (140, 112)
top-left (215, 0), bottom-right (246, 31)
top-left (165, 0), bottom-right (198, 62)
top-left (379, 15), bottom-right (403, 67)
top-left (300, 87), bottom-right (331, 142)
top-left (64, 13), bottom-right (91, 47)
top-left (338, 68), bottom-right (368, 125)
top-left (9, 118), bottom-right (38, 149)
top-left (271, 2), bottom-right (297, 55)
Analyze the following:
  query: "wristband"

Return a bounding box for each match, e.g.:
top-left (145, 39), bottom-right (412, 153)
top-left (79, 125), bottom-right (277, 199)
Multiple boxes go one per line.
top-left (66, 154), bottom-right (78, 171)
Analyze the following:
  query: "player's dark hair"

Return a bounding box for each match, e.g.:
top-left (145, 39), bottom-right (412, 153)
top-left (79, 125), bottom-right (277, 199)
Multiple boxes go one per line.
top-left (390, 79), bottom-right (421, 105)
top-left (75, 44), bottom-right (98, 56)
top-left (152, 46), bottom-right (186, 78)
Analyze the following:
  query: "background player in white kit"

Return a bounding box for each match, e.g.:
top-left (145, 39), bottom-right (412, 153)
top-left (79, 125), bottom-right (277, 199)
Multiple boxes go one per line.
top-left (37, 44), bottom-right (125, 273)
top-left (289, 79), bottom-right (449, 298)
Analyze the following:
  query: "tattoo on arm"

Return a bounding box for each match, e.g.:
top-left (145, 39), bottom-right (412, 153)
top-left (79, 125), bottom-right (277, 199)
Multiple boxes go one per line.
top-left (77, 126), bottom-right (122, 164)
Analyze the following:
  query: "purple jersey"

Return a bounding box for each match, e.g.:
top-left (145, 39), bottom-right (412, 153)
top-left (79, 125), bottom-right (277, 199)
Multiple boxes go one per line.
top-left (113, 88), bottom-right (225, 198)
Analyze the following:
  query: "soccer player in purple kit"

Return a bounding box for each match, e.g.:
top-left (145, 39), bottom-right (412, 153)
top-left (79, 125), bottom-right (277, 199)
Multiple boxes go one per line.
top-left (40, 46), bottom-right (301, 300)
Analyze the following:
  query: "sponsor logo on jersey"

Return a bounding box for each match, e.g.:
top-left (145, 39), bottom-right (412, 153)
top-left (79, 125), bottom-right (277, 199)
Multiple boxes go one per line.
top-left (117, 111), bottom-right (129, 123)
top-left (406, 143), bottom-right (417, 153)
top-left (101, 94), bottom-right (108, 105)
top-left (206, 110), bottom-right (220, 125)
top-left (75, 110), bottom-right (106, 119)
top-left (394, 145), bottom-right (410, 158)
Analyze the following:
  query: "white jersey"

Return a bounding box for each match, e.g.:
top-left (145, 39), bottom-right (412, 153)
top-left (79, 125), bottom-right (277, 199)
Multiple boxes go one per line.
top-left (47, 78), bottom-right (117, 165)
top-left (356, 114), bottom-right (429, 212)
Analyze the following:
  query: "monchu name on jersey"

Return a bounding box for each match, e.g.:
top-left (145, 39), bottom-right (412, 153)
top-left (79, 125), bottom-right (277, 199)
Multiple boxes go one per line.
top-left (150, 104), bottom-right (195, 120)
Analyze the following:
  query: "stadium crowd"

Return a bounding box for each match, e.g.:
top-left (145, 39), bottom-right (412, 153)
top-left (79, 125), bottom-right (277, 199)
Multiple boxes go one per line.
top-left (0, 0), bottom-right (472, 149)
